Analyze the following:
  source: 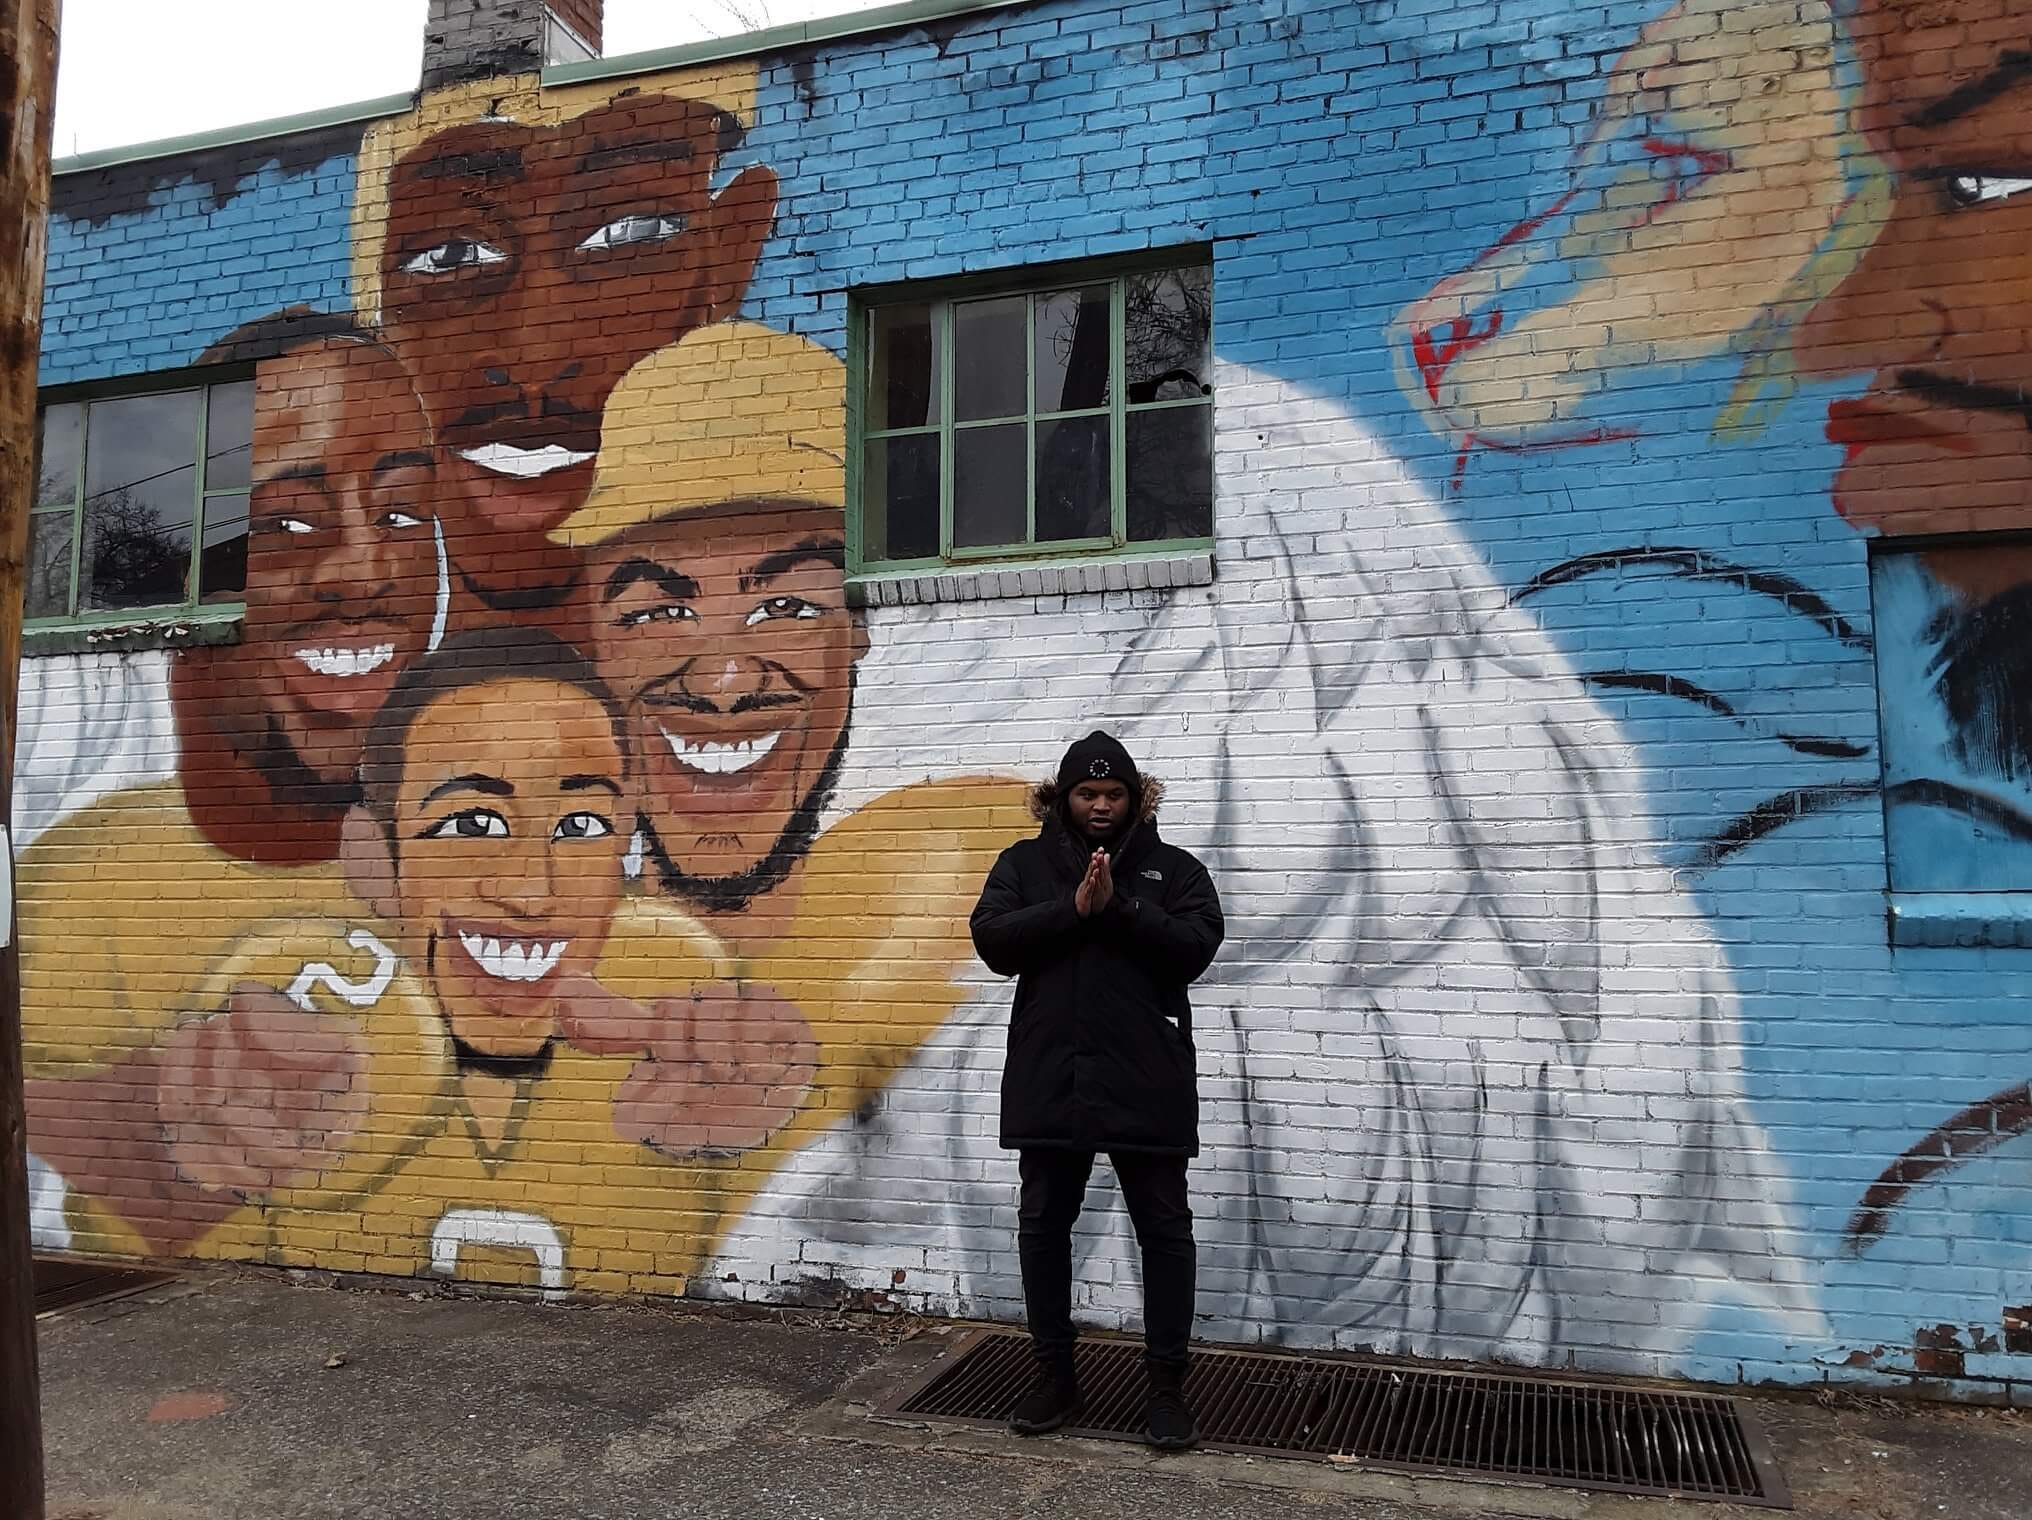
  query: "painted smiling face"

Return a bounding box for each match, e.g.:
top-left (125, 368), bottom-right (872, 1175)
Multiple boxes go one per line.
top-left (244, 339), bottom-right (439, 789)
top-left (583, 503), bottom-right (866, 907)
top-left (390, 677), bottom-right (627, 1059)
top-left (1794, 0), bottom-right (2032, 573)
top-left (1392, 0), bottom-right (1848, 451)
top-left (378, 94), bottom-right (777, 595)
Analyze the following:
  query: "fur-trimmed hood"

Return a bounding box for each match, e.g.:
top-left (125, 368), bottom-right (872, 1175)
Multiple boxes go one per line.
top-left (1026, 775), bottom-right (1166, 824)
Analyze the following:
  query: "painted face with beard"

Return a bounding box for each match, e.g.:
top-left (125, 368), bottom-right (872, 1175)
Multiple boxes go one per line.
top-left (378, 94), bottom-right (777, 610)
top-left (582, 502), bottom-right (867, 913)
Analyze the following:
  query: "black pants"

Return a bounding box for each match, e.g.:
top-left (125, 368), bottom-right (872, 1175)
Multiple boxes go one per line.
top-left (1017, 1148), bottom-right (1195, 1371)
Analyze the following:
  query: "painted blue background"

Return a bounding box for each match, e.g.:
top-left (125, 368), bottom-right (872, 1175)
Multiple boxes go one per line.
top-left (41, 150), bottom-right (357, 386)
top-left (738, 0), bottom-right (2032, 1385)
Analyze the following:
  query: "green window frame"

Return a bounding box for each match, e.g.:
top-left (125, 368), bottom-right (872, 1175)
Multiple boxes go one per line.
top-left (849, 253), bottom-right (1214, 576)
top-left (29, 375), bottom-right (254, 629)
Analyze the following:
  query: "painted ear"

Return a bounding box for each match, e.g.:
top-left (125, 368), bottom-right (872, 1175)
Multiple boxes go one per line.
top-left (697, 162), bottom-right (779, 324)
top-left (339, 806), bottom-right (401, 922)
top-left (849, 605), bottom-right (871, 662)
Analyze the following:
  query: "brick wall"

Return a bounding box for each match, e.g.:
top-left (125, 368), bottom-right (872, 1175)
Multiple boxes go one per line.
top-left (20, 0), bottom-right (2032, 1398)
top-left (43, 125), bottom-right (358, 386)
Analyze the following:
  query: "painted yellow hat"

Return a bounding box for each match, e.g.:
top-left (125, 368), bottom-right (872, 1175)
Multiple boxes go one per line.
top-left (551, 321), bottom-right (847, 547)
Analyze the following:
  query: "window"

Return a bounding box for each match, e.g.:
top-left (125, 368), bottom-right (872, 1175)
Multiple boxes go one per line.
top-left (1871, 538), bottom-right (2032, 895)
top-left (853, 258), bottom-right (1213, 574)
top-left (29, 379), bottom-right (252, 625)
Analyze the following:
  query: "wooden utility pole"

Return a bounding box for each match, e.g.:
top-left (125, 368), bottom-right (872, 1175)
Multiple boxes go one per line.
top-left (0, 3), bottom-right (59, 1517)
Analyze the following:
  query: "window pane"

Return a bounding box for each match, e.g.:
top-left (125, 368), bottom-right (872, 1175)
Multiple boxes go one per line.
top-left (868, 304), bottom-right (940, 431)
top-left (953, 297), bottom-right (1027, 422)
top-left (1873, 545), bottom-right (2032, 891)
top-left (199, 490), bottom-right (250, 602)
top-left (82, 389), bottom-right (199, 610)
top-left (863, 434), bottom-right (940, 562)
top-left (205, 380), bottom-right (254, 491)
top-left (24, 512), bottom-right (73, 619)
top-left (1127, 405), bottom-right (1212, 542)
top-left (1126, 266), bottom-right (1213, 404)
top-left (1035, 415), bottom-right (1109, 542)
top-left (953, 423), bottom-right (1027, 549)
top-left (1033, 286), bottom-right (1110, 413)
top-left (82, 487), bottom-right (194, 611)
top-left (35, 403), bottom-right (82, 508)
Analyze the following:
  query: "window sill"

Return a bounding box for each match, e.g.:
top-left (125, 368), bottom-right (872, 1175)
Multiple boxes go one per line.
top-left (848, 550), bottom-right (1214, 608)
top-left (24, 612), bottom-right (243, 658)
top-left (1888, 893), bottom-right (2032, 949)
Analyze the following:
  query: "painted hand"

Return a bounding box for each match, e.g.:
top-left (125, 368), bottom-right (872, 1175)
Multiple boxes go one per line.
top-left (609, 981), bottom-right (819, 1158)
top-left (157, 984), bottom-right (371, 1198)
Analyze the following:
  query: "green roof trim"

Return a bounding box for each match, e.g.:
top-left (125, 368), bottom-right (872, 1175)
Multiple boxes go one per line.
top-left (543, 0), bottom-right (1036, 86)
top-left (52, 91), bottom-right (418, 178)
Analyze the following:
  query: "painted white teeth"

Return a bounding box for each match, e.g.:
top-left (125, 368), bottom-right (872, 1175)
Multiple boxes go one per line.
top-left (457, 443), bottom-right (595, 479)
top-left (456, 929), bottom-right (566, 983)
top-left (659, 728), bottom-right (782, 776)
top-left (294, 643), bottom-right (396, 678)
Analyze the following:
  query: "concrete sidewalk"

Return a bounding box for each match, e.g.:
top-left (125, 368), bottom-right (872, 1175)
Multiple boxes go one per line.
top-left (34, 1269), bottom-right (2032, 1520)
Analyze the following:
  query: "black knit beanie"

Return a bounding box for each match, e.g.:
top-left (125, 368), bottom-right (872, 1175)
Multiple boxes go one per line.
top-left (1056, 730), bottom-right (1140, 798)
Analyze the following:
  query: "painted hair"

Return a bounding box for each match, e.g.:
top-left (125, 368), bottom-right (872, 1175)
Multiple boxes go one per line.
top-left (357, 626), bottom-right (629, 825)
top-left (194, 304), bottom-right (390, 369)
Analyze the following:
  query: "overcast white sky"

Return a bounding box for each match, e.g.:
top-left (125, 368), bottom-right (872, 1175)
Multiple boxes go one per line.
top-left (53, 0), bottom-right (883, 157)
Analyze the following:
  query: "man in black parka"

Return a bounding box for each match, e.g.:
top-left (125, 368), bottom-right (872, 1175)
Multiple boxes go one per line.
top-left (969, 730), bottom-right (1225, 1451)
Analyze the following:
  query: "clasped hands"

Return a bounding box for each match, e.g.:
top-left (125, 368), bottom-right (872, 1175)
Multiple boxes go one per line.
top-left (1074, 847), bottom-right (1115, 918)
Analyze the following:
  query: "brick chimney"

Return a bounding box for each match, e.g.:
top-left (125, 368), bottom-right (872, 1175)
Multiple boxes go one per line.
top-left (422, 0), bottom-right (604, 90)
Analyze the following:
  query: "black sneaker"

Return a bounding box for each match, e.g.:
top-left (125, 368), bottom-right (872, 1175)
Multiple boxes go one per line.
top-left (1009, 1367), bottom-right (1082, 1436)
top-left (1144, 1382), bottom-right (1198, 1451)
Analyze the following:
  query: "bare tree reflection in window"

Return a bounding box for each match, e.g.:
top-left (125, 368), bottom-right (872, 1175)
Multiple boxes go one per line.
top-left (82, 486), bottom-right (190, 611)
top-left (1126, 267), bottom-right (1212, 404)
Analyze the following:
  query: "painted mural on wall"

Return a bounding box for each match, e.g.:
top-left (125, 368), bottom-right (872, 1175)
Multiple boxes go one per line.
top-left (19, 0), bottom-right (2032, 1386)
top-left (23, 61), bottom-right (1027, 1296)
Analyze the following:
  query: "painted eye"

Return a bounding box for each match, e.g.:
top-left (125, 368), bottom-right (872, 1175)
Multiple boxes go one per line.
top-left (1634, 136), bottom-right (1730, 215)
top-left (421, 808), bottom-right (509, 839)
top-left (1947, 173), bottom-right (2032, 207)
top-left (278, 517), bottom-right (317, 536)
top-left (744, 597), bottom-right (822, 627)
top-left (553, 811), bottom-right (615, 841)
top-left (577, 212), bottom-right (688, 252)
top-left (398, 238), bottom-right (508, 275)
top-left (618, 604), bottom-right (696, 629)
top-left (383, 510), bottom-right (425, 530)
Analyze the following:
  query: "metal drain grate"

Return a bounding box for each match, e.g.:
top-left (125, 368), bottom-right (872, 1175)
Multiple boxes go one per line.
top-left (883, 1330), bottom-right (1788, 1507)
top-left (33, 1256), bottom-right (177, 1315)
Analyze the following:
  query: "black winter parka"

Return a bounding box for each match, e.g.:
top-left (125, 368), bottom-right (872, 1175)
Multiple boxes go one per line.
top-left (969, 779), bottom-right (1225, 1156)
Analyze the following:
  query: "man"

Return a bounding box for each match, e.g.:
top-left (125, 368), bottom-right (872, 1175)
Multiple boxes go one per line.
top-left (970, 731), bottom-right (1224, 1451)
top-left (551, 322), bottom-right (1032, 1266)
top-left (556, 321), bottom-right (1024, 954)
top-left (309, 626), bottom-right (818, 1291)
top-left (347, 626), bottom-right (634, 1065)
top-left (1794, 0), bottom-right (2032, 546)
top-left (1784, 0), bottom-right (2032, 1248)
top-left (24, 626), bottom-right (645, 1260)
top-left (1789, 0), bottom-right (2032, 861)
top-left (356, 73), bottom-right (778, 611)
top-left (174, 313), bottom-right (446, 865)
top-left (21, 318), bottom-right (449, 1254)
top-left (31, 624), bottom-right (816, 1281)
